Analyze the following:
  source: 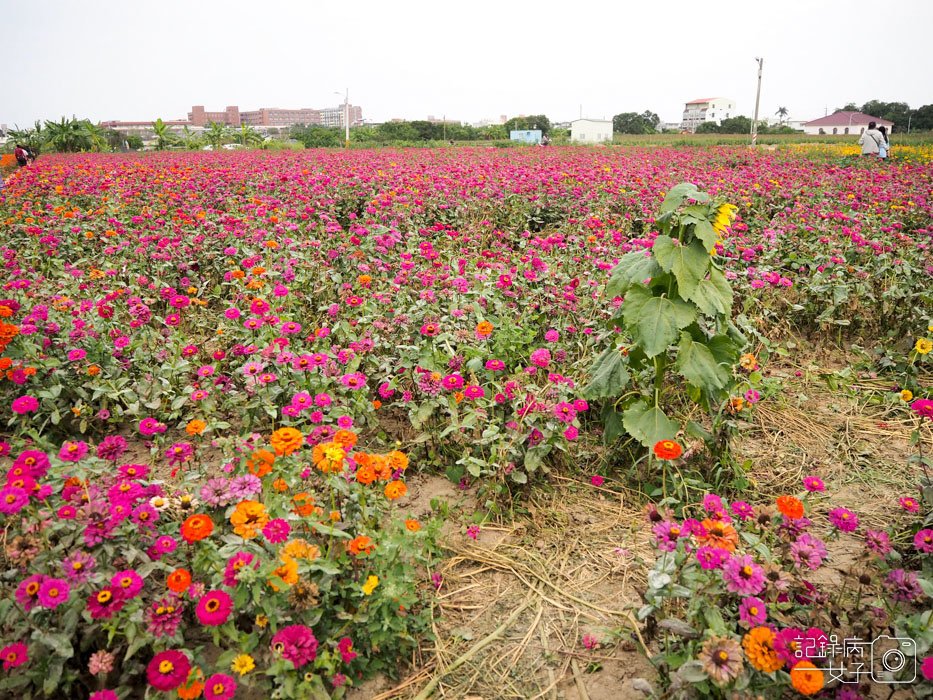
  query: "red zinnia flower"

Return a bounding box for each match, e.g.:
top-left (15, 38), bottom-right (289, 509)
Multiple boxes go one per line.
top-left (653, 440), bottom-right (683, 460)
top-left (196, 590), bottom-right (233, 626)
top-left (146, 650), bottom-right (190, 691)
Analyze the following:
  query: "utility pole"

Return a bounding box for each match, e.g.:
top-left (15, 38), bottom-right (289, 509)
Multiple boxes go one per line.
top-left (751, 57), bottom-right (763, 146)
top-left (344, 89), bottom-right (350, 148)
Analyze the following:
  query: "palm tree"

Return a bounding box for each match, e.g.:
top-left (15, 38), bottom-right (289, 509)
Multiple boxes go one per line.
top-left (80, 120), bottom-right (108, 152)
top-left (775, 106), bottom-right (789, 125)
top-left (44, 116), bottom-right (92, 152)
top-left (237, 124), bottom-right (262, 148)
top-left (204, 121), bottom-right (228, 151)
top-left (152, 118), bottom-right (176, 151)
top-left (180, 126), bottom-right (203, 150)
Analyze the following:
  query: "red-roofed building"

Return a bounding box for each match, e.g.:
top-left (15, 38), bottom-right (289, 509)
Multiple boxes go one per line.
top-left (681, 97), bottom-right (735, 132)
top-left (802, 111), bottom-right (893, 136)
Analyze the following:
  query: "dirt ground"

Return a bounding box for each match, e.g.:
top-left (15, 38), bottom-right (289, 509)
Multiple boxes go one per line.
top-left (348, 358), bottom-right (931, 700)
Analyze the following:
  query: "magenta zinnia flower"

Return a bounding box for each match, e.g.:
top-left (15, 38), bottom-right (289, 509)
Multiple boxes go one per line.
top-left (14, 450), bottom-right (50, 478)
top-left (204, 672), bottom-right (237, 700)
top-left (89, 691), bottom-right (119, 700)
top-left (915, 529), bottom-right (933, 554)
top-left (1, 642), bottom-right (28, 670)
top-left (224, 552), bottom-right (258, 586)
top-left (828, 507), bottom-right (859, 532)
top-left (15, 574), bottom-right (45, 611)
top-left (738, 596), bottom-right (767, 626)
top-left (463, 384), bottom-right (485, 399)
top-left (530, 348), bottom-right (551, 368)
top-left (145, 594), bottom-right (184, 637)
top-left (885, 569), bottom-right (924, 603)
top-left (695, 546), bottom-right (729, 570)
top-left (11, 396), bottom-right (38, 415)
top-left (262, 518), bottom-right (290, 544)
top-left (165, 442), bottom-right (194, 466)
top-left (865, 529), bottom-right (892, 556)
top-left (58, 440), bottom-right (89, 462)
top-left (111, 570), bottom-right (144, 598)
top-left (722, 554), bottom-right (765, 595)
top-left (62, 551), bottom-right (96, 583)
top-left (146, 650), bottom-right (190, 691)
top-left (96, 435), bottom-right (128, 461)
top-left (87, 587), bottom-right (126, 619)
top-left (0, 485), bottom-right (29, 515)
top-left (802, 475), bottom-right (825, 492)
top-left (789, 533), bottom-right (828, 570)
top-left (271, 624), bottom-right (319, 668)
top-left (37, 577), bottom-right (70, 609)
top-left (911, 398), bottom-right (933, 419)
top-left (196, 590), bottom-right (233, 626)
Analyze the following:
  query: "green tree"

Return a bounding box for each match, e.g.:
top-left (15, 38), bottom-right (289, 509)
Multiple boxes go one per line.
top-left (126, 134), bottom-right (144, 150)
top-left (775, 106), bottom-right (789, 124)
top-left (718, 116), bottom-right (752, 134)
top-left (290, 125), bottom-right (342, 147)
top-left (861, 100), bottom-right (911, 132)
top-left (204, 121), bottom-right (228, 150)
top-left (612, 111), bottom-right (659, 134)
top-left (44, 116), bottom-right (93, 152)
top-left (237, 124), bottom-right (263, 147)
top-left (695, 122), bottom-right (720, 134)
top-left (179, 126), bottom-right (203, 150)
top-left (152, 118), bottom-right (176, 150)
top-left (908, 104), bottom-right (933, 131)
top-left (503, 115), bottom-right (551, 135)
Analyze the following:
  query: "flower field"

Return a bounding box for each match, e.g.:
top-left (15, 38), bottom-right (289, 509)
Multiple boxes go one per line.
top-left (0, 146), bottom-right (931, 698)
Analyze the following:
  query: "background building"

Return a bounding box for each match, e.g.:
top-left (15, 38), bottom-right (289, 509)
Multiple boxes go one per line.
top-left (801, 111), bottom-right (893, 136)
top-left (187, 104), bottom-right (362, 129)
top-left (570, 119), bottom-right (613, 143)
top-left (680, 97), bottom-right (735, 132)
top-left (319, 105), bottom-right (363, 128)
top-left (188, 106), bottom-right (242, 127)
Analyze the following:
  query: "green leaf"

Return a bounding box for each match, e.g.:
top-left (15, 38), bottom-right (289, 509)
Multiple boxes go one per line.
top-left (622, 401), bottom-right (679, 448)
top-left (651, 236), bottom-right (710, 299)
top-left (622, 287), bottom-right (697, 358)
top-left (660, 183), bottom-right (707, 214)
top-left (524, 445), bottom-right (552, 472)
top-left (606, 251), bottom-right (661, 298)
top-left (509, 470), bottom-right (528, 484)
top-left (693, 219), bottom-right (718, 251)
top-left (685, 420), bottom-right (713, 444)
top-left (602, 405), bottom-right (625, 445)
top-left (33, 631), bottom-right (73, 659)
top-left (675, 333), bottom-right (730, 391)
top-left (684, 266), bottom-right (733, 316)
top-left (583, 347), bottom-right (630, 399)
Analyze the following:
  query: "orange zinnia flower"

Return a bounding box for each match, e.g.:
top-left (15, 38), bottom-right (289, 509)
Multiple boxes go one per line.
top-left (230, 500), bottom-right (269, 539)
top-left (384, 480), bottom-right (407, 500)
top-left (180, 514), bottom-right (214, 543)
top-left (697, 518), bottom-right (739, 552)
top-left (333, 429), bottom-right (358, 450)
top-left (790, 661), bottom-right (824, 696)
top-left (476, 320), bottom-right (494, 338)
top-left (271, 478), bottom-right (288, 493)
top-left (742, 626), bottom-right (783, 673)
top-left (312, 441), bottom-right (346, 473)
top-left (186, 419), bottom-right (207, 436)
top-left (167, 568), bottom-right (192, 593)
top-left (356, 463), bottom-right (377, 485)
top-left (405, 519), bottom-right (421, 532)
top-left (653, 440), bottom-right (683, 460)
top-left (347, 535), bottom-right (375, 556)
top-left (776, 495), bottom-right (804, 520)
top-left (387, 450), bottom-right (409, 472)
top-left (246, 448), bottom-right (275, 477)
top-left (292, 492), bottom-right (316, 517)
top-left (269, 427), bottom-right (303, 456)
top-left (269, 555), bottom-right (298, 592)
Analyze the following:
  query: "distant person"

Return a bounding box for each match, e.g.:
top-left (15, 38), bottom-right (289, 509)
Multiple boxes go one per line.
top-left (541, 133), bottom-right (551, 147)
top-left (14, 144), bottom-right (29, 167)
top-left (858, 122), bottom-right (884, 157)
top-left (877, 125), bottom-right (890, 160)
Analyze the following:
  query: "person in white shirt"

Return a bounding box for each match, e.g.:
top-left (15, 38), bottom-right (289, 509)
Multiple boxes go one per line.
top-left (858, 122), bottom-right (884, 156)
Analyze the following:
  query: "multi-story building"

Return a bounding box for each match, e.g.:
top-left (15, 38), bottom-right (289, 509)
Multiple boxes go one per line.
top-left (680, 97), bottom-right (735, 132)
top-left (319, 105), bottom-right (363, 128)
top-left (240, 108), bottom-right (322, 127)
top-left (188, 106), bottom-right (242, 127)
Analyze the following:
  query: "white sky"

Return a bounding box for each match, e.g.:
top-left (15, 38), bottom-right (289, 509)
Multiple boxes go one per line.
top-left (2, 0), bottom-right (931, 128)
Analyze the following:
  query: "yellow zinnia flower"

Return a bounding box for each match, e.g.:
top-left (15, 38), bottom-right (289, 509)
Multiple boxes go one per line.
top-left (916, 338), bottom-right (933, 355)
top-left (231, 654), bottom-right (255, 676)
top-left (362, 575), bottom-right (379, 595)
top-left (900, 389), bottom-right (913, 402)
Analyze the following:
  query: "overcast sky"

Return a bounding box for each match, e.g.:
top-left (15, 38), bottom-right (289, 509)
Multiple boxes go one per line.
top-left (2, 0), bottom-right (931, 128)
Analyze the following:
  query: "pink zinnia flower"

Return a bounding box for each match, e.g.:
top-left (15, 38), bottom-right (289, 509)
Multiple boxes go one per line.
top-left (914, 529), bottom-right (933, 554)
top-left (38, 577), bottom-right (70, 609)
top-left (196, 590), bottom-right (233, 626)
top-left (463, 384), bottom-right (484, 399)
top-left (828, 507), bottom-right (859, 532)
top-left (0, 486), bottom-right (29, 515)
top-left (722, 554), bottom-right (765, 595)
top-left (15, 575), bottom-right (45, 611)
top-left (146, 650), bottom-right (190, 691)
top-left (738, 596), bottom-right (767, 626)
top-left (271, 624), bottom-right (319, 668)
top-left (922, 656), bottom-right (933, 681)
top-left (58, 440), bottom-right (88, 462)
top-left (204, 673), bottom-right (237, 700)
top-left (337, 637), bottom-right (357, 663)
top-left (11, 396), bottom-right (39, 415)
top-left (89, 692), bottom-right (119, 700)
top-left (900, 496), bottom-right (920, 513)
top-left (1, 642), bottom-right (28, 670)
top-left (67, 348), bottom-right (87, 362)
top-left (14, 450), bottom-right (50, 478)
top-left (802, 476), bottom-right (825, 492)
top-left (865, 529), bottom-right (892, 556)
top-left (139, 417), bottom-right (167, 436)
top-left (441, 373), bottom-right (464, 390)
top-left (111, 570), bottom-right (144, 598)
top-left (530, 348), bottom-right (551, 368)
top-left (224, 552), bottom-right (258, 586)
top-left (87, 587), bottom-right (126, 619)
top-left (911, 398), bottom-right (933, 419)
top-left (262, 518), bottom-right (291, 544)
top-left (590, 475), bottom-right (604, 487)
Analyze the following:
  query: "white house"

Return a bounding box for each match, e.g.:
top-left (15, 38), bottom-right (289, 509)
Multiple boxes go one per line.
top-left (681, 97), bottom-right (735, 132)
top-left (571, 119), bottom-right (613, 143)
top-left (801, 111), bottom-right (893, 136)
